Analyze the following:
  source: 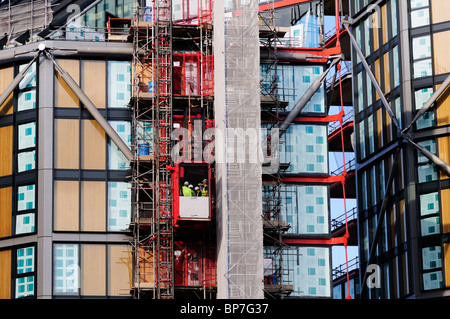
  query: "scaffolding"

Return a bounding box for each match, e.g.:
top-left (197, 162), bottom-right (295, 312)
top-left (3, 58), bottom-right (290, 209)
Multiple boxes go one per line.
top-left (129, 0), bottom-right (174, 299)
top-left (129, 0), bottom-right (214, 298)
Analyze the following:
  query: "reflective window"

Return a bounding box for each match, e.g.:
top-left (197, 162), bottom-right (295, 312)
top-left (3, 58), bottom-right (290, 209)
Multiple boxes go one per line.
top-left (18, 122), bottom-right (36, 150)
top-left (412, 35), bottom-right (432, 78)
top-left (414, 87), bottom-right (434, 130)
top-left (108, 61), bottom-right (131, 108)
top-left (417, 139), bottom-right (438, 183)
top-left (53, 243), bottom-right (132, 297)
top-left (54, 244), bottom-right (79, 295)
top-left (410, 0), bottom-right (430, 28)
top-left (271, 185), bottom-right (329, 235)
top-left (108, 182), bottom-right (131, 231)
top-left (265, 64), bottom-right (325, 114)
top-left (18, 62), bottom-right (37, 111)
top-left (358, 120), bottom-right (366, 160)
top-left (108, 121), bottom-right (131, 170)
top-left (422, 246), bottom-right (443, 290)
top-left (17, 184), bottom-right (35, 212)
top-left (280, 124), bottom-right (328, 174)
top-left (15, 247), bottom-right (35, 298)
top-left (264, 246), bottom-right (330, 297)
top-left (17, 122), bottom-right (36, 173)
top-left (419, 192), bottom-right (440, 236)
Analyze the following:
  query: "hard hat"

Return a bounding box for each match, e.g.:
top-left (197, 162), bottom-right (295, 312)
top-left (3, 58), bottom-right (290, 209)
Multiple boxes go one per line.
top-left (184, 181), bottom-right (189, 186)
top-left (195, 186), bottom-right (199, 191)
top-left (189, 184), bottom-right (193, 188)
top-left (202, 179), bottom-right (207, 183)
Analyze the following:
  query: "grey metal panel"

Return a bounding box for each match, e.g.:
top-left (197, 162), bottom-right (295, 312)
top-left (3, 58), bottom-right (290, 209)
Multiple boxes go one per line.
top-left (37, 53), bottom-right (54, 299)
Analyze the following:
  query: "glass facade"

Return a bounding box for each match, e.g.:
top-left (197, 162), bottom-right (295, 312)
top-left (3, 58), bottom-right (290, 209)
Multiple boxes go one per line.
top-left (263, 185), bottom-right (329, 235)
top-left (0, 53), bottom-right (134, 298)
top-left (353, 0), bottom-right (450, 298)
top-left (261, 64), bottom-right (326, 114)
top-left (53, 243), bottom-right (132, 297)
top-left (280, 124), bottom-right (328, 174)
top-left (264, 246), bottom-right (331, 297)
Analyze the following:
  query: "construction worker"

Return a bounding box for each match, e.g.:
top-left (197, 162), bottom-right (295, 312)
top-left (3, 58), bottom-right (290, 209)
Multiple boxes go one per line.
top-left (188, 184), bottom-right (195, 196)
top-left (182, 181), bottom-right (191, 196)
top-left (200, 179), bottom-right (208, 197)
top-left (194, 186), bottom-right (201, 197)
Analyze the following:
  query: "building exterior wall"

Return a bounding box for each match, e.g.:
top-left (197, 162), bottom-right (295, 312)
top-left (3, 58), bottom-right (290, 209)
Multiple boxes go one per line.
top-left (0, 41), bottom-right (134, 298)
top-left (351, 0), bottom-right (450, 298)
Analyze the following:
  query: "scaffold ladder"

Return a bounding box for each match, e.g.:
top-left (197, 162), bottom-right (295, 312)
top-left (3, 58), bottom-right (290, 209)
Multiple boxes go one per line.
top-left (154, 0), bottom-right (174, 299)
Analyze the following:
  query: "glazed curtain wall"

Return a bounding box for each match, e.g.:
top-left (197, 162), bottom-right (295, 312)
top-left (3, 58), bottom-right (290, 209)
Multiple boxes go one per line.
top-left (353, 0), bottom-right (450, 298)
top-left (0, 61), bottom-right (37, 239)
top-left (53, 59), bottom-right (132, 234)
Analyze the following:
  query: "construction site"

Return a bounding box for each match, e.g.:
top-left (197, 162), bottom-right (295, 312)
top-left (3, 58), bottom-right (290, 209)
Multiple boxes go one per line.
top-left (1, 0), bottom-right (450, 301)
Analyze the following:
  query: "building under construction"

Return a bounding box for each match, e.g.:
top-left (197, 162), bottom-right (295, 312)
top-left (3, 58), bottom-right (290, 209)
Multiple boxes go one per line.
top-left (0, 0), bottom-right (380, 300)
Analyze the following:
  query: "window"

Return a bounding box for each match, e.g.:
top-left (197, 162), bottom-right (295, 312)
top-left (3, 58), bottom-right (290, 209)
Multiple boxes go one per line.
top-left (277, 185), bottom-right (328, 235)
top-left (17, 184), bottom-right (35, 212)
top-left (18, 62), bottom-right (37, 111)
top-left (17, 122), bottom-right (36, 173)
top-left (108, 121), bottom-right (131, 170)
top-left (54, 180), bottom-right (130, 232)
top-left (356, 72), bottom-right (364, 113)
top-left (358, 120), bottom-right (366, 160)
top-left (414, 87), bottom-right (435, 130)
top-left (264, 246), bottom-right (330, 297)
top-left (412, 35), bottom-right (432, 79)
top-left (419, 192), bottom-right (440, 236)
top-left (0, 246), bottom-right (36, 299)
top-left (108, 182), bottom-right (131, 231)
top-left (108, 61), bottom-right (131, 108)
top-left (280, 124), bottom-right (327, 174)
top-left (417, 139), bottom-right (438, 183)
top-left (422, 246), bottom-right (443, 290)
top-left (410, 0), bottom-right (430, 28)
top-left (15, 246), bottom-right (35, 298)
top-left (53, 243), bottom-right (132, 297)
top-left (54, 244), bottom-right (79, 295)
top-left (273, 64), bottom-right (325, 114)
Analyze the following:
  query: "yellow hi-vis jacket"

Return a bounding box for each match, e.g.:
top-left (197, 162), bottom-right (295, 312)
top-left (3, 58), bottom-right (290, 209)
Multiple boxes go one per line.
top-left (182, 186), bottom-right (192, 196)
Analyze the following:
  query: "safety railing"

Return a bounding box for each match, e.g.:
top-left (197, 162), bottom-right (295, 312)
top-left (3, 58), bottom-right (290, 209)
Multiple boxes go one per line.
top-left (328, 109), bottom-right (354, 134)
top-left (330, 158), bottom-right (355, 176)
top-left (331, 207), bottom-right (357, 232)
top-left (332, 256), bottom-right (359, 281)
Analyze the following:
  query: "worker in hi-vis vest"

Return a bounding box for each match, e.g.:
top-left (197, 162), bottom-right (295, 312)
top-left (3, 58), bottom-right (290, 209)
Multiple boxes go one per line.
top-left (182, 181), bottom-right (192, 196)
top-left (188, 184), bottom-right (195, 196)
top-left (200, 179), bottom-right (208, 197)
top-left (194, 186), bottom-right (201, 196)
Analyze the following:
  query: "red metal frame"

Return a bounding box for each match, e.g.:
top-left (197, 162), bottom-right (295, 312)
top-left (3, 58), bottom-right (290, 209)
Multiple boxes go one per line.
top-left (173, 0), bottom-right (211, 25)
top-left (173, 53), bottom-right (213, 97)
top-left (174, 241), bottom-right (216, 287)
top-left (259, 0), bottom-right (312, 12)
top-left (169, 161), bottom-right (212, 228)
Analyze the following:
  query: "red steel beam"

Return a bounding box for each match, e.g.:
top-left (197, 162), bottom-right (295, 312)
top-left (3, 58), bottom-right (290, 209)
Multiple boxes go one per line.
top-left (259, 0), bottom-right (313, 12)
top-left (282, 235), bottom-right (348, 246)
